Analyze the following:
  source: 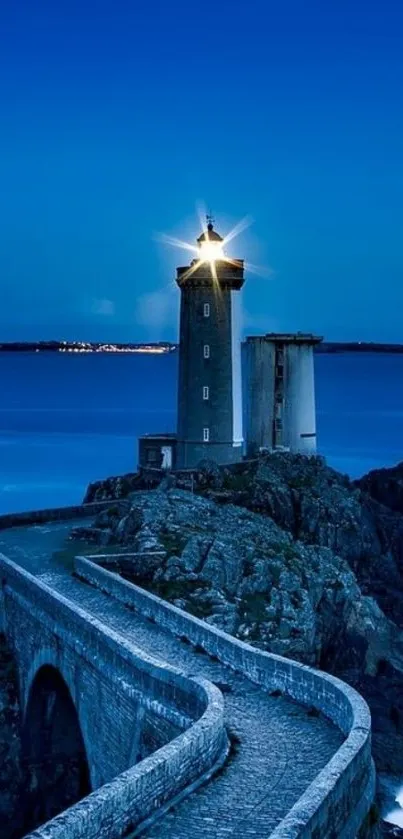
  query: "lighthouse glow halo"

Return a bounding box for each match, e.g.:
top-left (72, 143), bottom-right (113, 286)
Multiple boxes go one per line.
top-left (198, 239), bottom-right (225, 262)
top-left (157, 212), bottom-right (253, 287)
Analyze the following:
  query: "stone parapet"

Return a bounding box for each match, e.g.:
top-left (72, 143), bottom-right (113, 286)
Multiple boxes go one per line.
top-left (0, 501), bottom-right (112, 530)
top-left (76, 554), bottom-right (374, 839)
top-left (0, 554), bottom-right (226, 839)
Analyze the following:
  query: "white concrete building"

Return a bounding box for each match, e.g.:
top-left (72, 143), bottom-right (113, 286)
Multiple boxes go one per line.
top-left (243, 333), bottom-right (322, 456)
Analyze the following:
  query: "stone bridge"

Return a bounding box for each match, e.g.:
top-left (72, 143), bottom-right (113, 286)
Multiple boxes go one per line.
top-left (0, 504), bottom-right (376, 839)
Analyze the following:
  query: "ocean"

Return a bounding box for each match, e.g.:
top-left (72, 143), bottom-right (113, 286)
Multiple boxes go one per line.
top-left (0, 350), bottom-right (402, 515)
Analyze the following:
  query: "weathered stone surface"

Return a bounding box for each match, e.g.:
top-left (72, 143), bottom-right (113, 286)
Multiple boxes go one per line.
top-left (83, 472), bottom-right (143, 503)
top-left (6, 450), bottom-right (403, 836)
top-left (0, 543), bottom-right (225, 839)
top-left (75, 553), bottom-right (373, 839)
top-left (357, 462), bottom-right (403, 515)
top-left (0, 520), bottom-right (365, 839)
top-left (382, 825), bottom-right (403, 838)
top-left (0, 633), bottom-right (23, 838)
top-left (81, 452), bottom-right (403, 775)
top-left (88, 487), bottom-right (392, 669)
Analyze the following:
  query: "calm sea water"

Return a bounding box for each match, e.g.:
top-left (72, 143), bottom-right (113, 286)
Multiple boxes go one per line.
top-left (0, 351), bottom-right (403, 514)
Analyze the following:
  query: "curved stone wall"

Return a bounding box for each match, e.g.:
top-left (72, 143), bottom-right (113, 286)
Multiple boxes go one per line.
top-left (0, 491), bottom-right (375, 839)
top-left (0, 555), bottom-right (226, 839)
top-left (76, 554), bottom-right (375, 839)
top-left (24, 677), bottom-right (224, 839)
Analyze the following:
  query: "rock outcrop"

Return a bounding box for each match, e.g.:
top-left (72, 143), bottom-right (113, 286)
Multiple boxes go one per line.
top-left (77, 453), bottom-right (403, 776)
top-left (83, 472), bottom-right (143, 503)
top-left (357, 462), bottom-right (403, 515)
top-left (382, 826), bottom-right (403, 838)
top-left (74, 487), bottom-right (393, 666)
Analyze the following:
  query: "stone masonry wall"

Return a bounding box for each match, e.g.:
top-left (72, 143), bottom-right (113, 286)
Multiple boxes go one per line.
top-left (0, 501), bottom-right (112, 531)
top-left (0, 632), bottom-right (23, 838)
top-left (0, 492), bottom-right (376, 839)
top-left (0, 554), bottom-right (226, 839)
top-left (76, 554), bottom-right (375, 839)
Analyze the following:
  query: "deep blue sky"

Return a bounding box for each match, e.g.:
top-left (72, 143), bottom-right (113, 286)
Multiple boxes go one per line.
top-left (1, 0), bottom-right (402, 342)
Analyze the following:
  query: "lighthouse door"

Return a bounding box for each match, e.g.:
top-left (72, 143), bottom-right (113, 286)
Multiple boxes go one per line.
top-left (161, 446), bottom-right (172, 470)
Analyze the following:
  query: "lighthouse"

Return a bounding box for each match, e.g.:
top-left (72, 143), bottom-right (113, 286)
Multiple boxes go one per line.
top-left (137, 217), bottom-right (322, 474)
top-left (175, 218), bottom-right (245, 469)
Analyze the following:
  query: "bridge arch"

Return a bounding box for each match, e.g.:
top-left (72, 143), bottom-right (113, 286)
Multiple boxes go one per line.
top-left (22, 646), bottom-right (97, 784)
top-left (20, 662), bottom-right (91, 834)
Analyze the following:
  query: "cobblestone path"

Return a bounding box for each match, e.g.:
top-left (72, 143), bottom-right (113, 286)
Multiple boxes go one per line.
top-left (0, 522), bottom-right (344, 838)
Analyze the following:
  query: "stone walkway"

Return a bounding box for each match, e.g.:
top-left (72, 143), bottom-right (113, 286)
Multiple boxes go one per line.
top-left (0, 522), bottom-right (344, 838)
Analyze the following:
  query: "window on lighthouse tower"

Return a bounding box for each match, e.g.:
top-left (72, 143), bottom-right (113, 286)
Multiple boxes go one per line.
top-left (203, 386), bottom-right (209, 400)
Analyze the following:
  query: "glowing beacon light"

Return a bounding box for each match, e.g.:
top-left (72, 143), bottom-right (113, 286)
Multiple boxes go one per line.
top-left (197, 217), bottom-right (225, 262)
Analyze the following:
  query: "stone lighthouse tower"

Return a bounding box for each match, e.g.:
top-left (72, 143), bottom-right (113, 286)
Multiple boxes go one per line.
top-left (175, 218), bottom-right (245, 469)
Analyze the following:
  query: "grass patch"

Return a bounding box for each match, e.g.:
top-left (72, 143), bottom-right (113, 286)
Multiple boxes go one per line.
top-left (239, 592), bottom-right (268, 623)
top-left (158, 529), bottom-right (187, 557)
top-left (118, 566), bottom-right (215, 621)
top-left (269, 540), bottom-right (300, 565)
top-left (146, 576), bottom-right (212, 617)
top-left (222, 472), bottom-right (250, 491)
top-left (288, 473), bottom-right (316, 490)
top-left (106, 505), bottom-right (122, 516)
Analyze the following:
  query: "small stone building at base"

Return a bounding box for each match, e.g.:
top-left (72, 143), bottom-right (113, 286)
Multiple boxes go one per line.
top-left (138, 434), bottom-right (177, 471)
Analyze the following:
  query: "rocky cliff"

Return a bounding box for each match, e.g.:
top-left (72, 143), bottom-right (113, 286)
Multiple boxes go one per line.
top-left (357, 462), bottom-right (403, 515)
top-left (0, 633), bottom-right (23, 838)
top-left (79, 453), bottom-right (403, 777)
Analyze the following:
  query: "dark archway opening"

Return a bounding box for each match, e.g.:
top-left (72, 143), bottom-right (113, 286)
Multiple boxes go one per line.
top-left (20, 665), bottom-right (90, 834)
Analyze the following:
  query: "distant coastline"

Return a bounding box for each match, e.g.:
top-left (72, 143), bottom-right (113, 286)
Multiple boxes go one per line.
top-left (0, 341), bottom-right (177, 354)
top-left (0, 340), bottom-right (403, 354)
top-left (316, 342), bottom-right (403, 354)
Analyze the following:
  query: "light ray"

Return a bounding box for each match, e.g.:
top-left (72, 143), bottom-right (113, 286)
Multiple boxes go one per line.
top-left (199, 240), bottom-right (225, 261)
top-left (244, 262), bottom-right (275, 279)
top-left (158, 208), bottom-right (258, 279)
top-left (176, 260), bottom-right (202, 284)
top-left (221, 256), bottom-right (242, 269)
top-left (210, 259), bottom-right (218, 285)
top-left (155, 233), bottom-right (199, 255)
top-left (222, 215), bottom-right (253, 246)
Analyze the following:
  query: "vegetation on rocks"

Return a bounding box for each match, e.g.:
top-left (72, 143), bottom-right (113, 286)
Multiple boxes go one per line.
top-left (78, 452), bottom-right (403, 778)
top-left (84, 472), bottom-right (142, 503)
